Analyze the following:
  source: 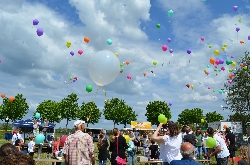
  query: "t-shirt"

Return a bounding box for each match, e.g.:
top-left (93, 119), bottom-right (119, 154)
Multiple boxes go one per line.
top-left (238, 159), bottom-right (250, 165)
top-left (202, 136), bottom-right (209, 148)
top-left (53, 141), bottom-right (59, 153)
top-left (184, 134), bottom-right (197, 146)
top-left (226, 133), bottom-right (236, 148)
top-left (149, 144), bottom-right (158, 159)
top-left (28, 141), bottom-right (35, 153)
top-left (134, 132), bottom-right (139, 139)
top-left (214, 134), bottom-right (230, 158)
top-left (196, 134), bottom-right (202, 147)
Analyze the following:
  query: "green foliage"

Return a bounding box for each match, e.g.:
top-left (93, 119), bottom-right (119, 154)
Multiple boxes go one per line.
top-left (229, 112), bottom-right (249, 134)
top-left (103, 98), bottom-right (137, 128)
top-left (177, 108), bottom-right (203, 125)
top-left (60, 93), bottom-right (79, 129)
top-left (77, 101), bottom-right (102, 127)
top-left (145, 101), bottom-right (171, 125)
top-left (0, 94), bottom-right (29, 122)
top-left (205, 111), bottom-right (224, 123)
top-left (35, 100), bottom-right (61, 123)
top-left (223, 51), bottom-right (250, 113)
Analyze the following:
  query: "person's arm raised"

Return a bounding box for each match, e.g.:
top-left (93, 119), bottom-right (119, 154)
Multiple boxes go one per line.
top-left (151, 123), bottom-right (164, 144)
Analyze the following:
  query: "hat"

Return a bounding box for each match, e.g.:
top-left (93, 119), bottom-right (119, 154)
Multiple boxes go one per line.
top-left (74, 120), bottom-right (85, 127)
top-left (13, 130), bottom-right (17, 134)
top-left (102, 129), bottom-right (106, 133)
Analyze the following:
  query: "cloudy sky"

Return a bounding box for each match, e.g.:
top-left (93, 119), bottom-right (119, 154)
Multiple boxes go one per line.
top-left (0, 0), bottom-right (249, 129)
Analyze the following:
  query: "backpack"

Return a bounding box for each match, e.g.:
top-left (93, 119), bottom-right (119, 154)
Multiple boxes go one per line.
top-left (127, 141), bottom-right (135, 152)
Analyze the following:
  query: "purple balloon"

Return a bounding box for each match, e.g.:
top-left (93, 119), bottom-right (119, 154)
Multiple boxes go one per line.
top-left (187, 49), bottom-right (192, 54)
top-left (219, 59), bottom-right (224, 64)
top-left (33, 19), bottom-right (39, 26)
top-left (233, 6), bottom-right (238, 11)
top-left (230, 56), bottom-right (234, 58)
top-left (243, 62), bottom-right (247, 65)
top-left (73, 79), bottom-right (76, 82)
top-left (169, 49), bottom-right (174, 53)
top-left (248, 35), bottom-right (250, 40)
top-left (168, 102), bottom-right (172, 106)
top-left (70, 51), bottom-right (74, 56)
top-left (167, 38), bottom-right (171, 42)
top-left (36, 28), bottom-right (43, 36)
top-left (236, 27), bottom-right (240, 32)
top-left (248, 65), bottom-right (250, 68)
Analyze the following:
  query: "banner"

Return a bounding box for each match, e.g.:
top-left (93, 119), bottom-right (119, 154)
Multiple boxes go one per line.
top-left (131, 121), bottom-right (152, 129)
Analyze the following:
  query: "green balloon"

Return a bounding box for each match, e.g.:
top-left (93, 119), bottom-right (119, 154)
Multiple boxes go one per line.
top-left (156, 24), bottom-right (161, 28)
top-left (86, 84), bottom-right (93, 92)
top-left (206, 137), bottom-right (216, 148)
top-left (69, 76), bottom-right (73, 80)
top-left (244, 66), bottom-right (248, 70)
top-left (158, 114), bottom-right (166, 123)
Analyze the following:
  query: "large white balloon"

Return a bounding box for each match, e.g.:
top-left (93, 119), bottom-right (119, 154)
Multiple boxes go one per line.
top-left (88, 50), bottom-right (120, 86)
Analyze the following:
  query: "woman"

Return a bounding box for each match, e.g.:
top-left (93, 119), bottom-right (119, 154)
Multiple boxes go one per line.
top-left (15, 139), bottom-right (26, 154)
top-left (109, 128), bottom-right (128, 165)
top-left (33, 120), bottom-right (39, 137)
top-left (238, 146), bottom-right (250, 165)
top-left (151, 122), bottom-right (182, 165)
top-left (195, 129), bottom-right (202, 159)
top-left (98, 134), bottom-right (109, 165)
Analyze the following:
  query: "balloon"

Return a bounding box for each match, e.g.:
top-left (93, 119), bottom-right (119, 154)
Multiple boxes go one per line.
top-left (208, 45), bottom-right (212, 48)
top-left (210, 58), bottom-right (215, 65)
top-left (156, 24), bottom-right (160, 28)
top-left (115, 53), bottom-right (118, 57)
top-left (186, 84), bottom-right (190, 88)
top-left (219, 59), bottom-right (224, 64)
top-left (35, 113), bottom-right (41, 119)
top-left (33, 19), bottom-right (39, 26)
top-left (60, 135), bottom-right (68, 147)
top-left (201, 37), bottom-right (204, 41)
top-left (240, 40), bottom-right (244, 44)
top-left (167, 38), bottom-right (171, 42)
top-left (124, 135), bottom-right (130, 143)
top-left (1, 94), bottom-right (5, 98)
top-left (206, 137), bottom-right (216, 148)
top-left (158, 114), bottom-right (166, 123)
top-left (215, 60), bottom-right (220, 65)
top-left (162, 45), bottom-right (168, 51)
top-left (168, 10), bottom-right (173, 17)
top-left (187, 49), bottom-right (191, 54)
top-left (153, 61), bottom-right (157, 65)
top-left (163, 118), bottom-right (168, 124)
top-left (88, 50), bottom-right (120, 86)
top-left (168, 102), bottom-right (172, 106)
top-left (127, 75), bottom-right (132, 79)
top-left (201, 119), bottom-right (204, 123)
top-left (106, 39), bottom-right (112, 45)
top-left (78, 50), bottom-right (83, 55)
top-left (248, 35), bottom-right (250, 40)
top-left (126, 61), bottom-right (130, 65)
top-left (9, 96), bottom-right (14, 102)
top-left (70, 51), bottom-right (74, 56)
top-left (190, 85), bottom-right (194, 89)
top-left (36, 28), bottom-right (44, 36)
top-left (73, 79), bottom-right (76, 82)
top-left (35, 134), bottom-right (45, 144)
top-left (214, 50), bottom-right (219, 56)
top-left (143, 72), bottom-right (146, 76)
top-left (84, 37), bottom-right (90, 43)
top-left (233, 6), bottom-right (238, 11)
top-left (69, 76), bottom-right (73, 80)
top-left (236, 27), bottom-right (240, 32)
top-left (169, 49), bottom-right (174, 53)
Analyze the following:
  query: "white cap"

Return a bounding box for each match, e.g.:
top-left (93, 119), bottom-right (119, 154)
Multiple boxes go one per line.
top-left (74, 120), bottom-right (85, 127)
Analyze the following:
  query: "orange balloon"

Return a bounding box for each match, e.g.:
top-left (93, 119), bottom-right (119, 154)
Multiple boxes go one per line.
top-left (143, 72), bottom-right (146, 76)
top-left (229, 75), bottom-right (233, 79)
top-left (210, 58), bottom-right (215, 65)
top-left (84, 37), bottom-right (90, 43)
top-left (126, 61), bottom-right (130, 65)
top-left (9, 96), bottom-right (14, 102)
top-left (120, 70), bottom-right (123, 73)
top-left (1, 94), bottom-right (5, 98)
top-left (240, 40), bottom-right (244, 44)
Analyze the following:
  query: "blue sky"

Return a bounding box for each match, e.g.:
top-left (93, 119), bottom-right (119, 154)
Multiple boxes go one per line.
top-left (0, 0), bottom-right (249, 130)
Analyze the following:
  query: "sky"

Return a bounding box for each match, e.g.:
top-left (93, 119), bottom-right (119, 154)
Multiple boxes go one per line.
top-left (0, 0), bottom-right (250, 130)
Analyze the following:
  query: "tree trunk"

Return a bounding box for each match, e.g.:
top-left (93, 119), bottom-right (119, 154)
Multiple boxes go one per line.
top-left (87, 123), bottom-right (89, 128)
top-left (113, 122), bottom-right (115, 128)
top-left (66, 119), bottom-right (68, 132)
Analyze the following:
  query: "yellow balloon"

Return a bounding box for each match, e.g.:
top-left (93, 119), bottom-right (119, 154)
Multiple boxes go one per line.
top-left (67, 41), bottom-right (71, 45)
top-left (115, 53), bottom-right (118, 57)
top-left (163, 118), bottom-right (168, 124)
top-left (221, 47), bottom-right (225, 51)
top-left (190, 85), bottom-right (194, 89)
top-left (124, 135), bottom-right (130, 143)
top-left (201, 119), bottom-right (204, 123)
top-left (223, 44), bottom-right (227, 47)
top-left (214, 50), bottom-right (219, 56)
top-left (231, 62), bottom-right (236, 67)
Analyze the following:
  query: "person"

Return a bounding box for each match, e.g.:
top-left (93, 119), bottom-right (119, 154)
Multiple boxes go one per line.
top-left (151, 122), bottom-right (182, 165)
top-left (63, 120), bottom-right (94, 165)
top-left (195, 128), bottom-right (203, 159)
top-left (109, 128), bottom-right (128, 165)
top-left (97, 134), bottom-right (109, 165)
top-left (53, 137), bottom-right (61, 159)
top-left (225, 128), bottom-right (236, 165)
top-left (207, 127), bottom-right (230, 165)
top-left (183, 126), bottom-right (197, 147)
top-left (170, 142), bottom-right (202, 165)
top-left (11, 129), bottom-right (23, 145)
top-left (42, 119), bottom-right (49, 141)
top-left (127, 137), bottom-right (135, 165)
top-left (202, 132), bottom-right (210, 160)
top-left (28, 137), bottom-right (36, 157)
top-left (148, 140), bottom-right (159, 162)
top-left (33, 120), bottom-right (39, 137)
top-left (238, 146), bottom-right (250, 165)
top-left (247, 126), bottom-right (250, 163)
top-left (15, 139), bottom-right (27, 154)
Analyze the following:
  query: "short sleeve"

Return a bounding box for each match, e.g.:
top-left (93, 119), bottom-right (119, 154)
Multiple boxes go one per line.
top-left (163, 135), bottom-right (169, 145)
top-left (62, 137), bottom-right (69, 155)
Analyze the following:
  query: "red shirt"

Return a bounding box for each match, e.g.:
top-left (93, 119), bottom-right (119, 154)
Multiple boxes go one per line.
top-left (53, 141), bottom-right (59, 153)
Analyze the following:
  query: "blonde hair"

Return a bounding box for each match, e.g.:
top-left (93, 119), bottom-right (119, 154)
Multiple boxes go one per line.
top-left (97, 134), bottom-right (104, 149)
top-left (240, 146), bottom-right (249, 162)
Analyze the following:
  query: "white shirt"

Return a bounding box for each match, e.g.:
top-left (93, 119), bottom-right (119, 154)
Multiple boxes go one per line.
top-left (213, 134), bottom-right (230, 158)
top-left (12, 133), bottom-right (23, 145)
top-left (28, 141), bottom-right (35, 153)
top-left (162, 133), bottom-right (183, 163)
top-left (159, 142), bottom-right (166, 161)
top-left (202, 136), bottom-right (209, 148)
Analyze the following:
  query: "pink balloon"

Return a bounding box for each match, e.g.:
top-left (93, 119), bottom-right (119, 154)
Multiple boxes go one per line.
top-left (215, 60), bottom-right (220, 65)
top-left (201, 37), bottom-right (204, 41)
top-left (78, 50), bottom-right (83, 55)
top-left (162, 45), bottom-right (168, 51)
top-left (127, 75), bottom-right (132, 79)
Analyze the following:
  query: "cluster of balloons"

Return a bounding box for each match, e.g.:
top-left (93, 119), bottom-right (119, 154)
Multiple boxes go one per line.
top-left (1, 94), bottom-right (14, 102)
top-left (33, 19), bottom-right (44, 37)
top-left (186, 84), bottom-right (194, 90)
top-left (69, 76), bottom-right (78, 83)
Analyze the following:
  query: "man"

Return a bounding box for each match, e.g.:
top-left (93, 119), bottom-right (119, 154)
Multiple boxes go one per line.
top-left (63, 120), bottom-right (94, 165)
top-left (207, 127), bottom-right (229, 165)
top-left (170, 142), bottom-right (202, 165)
top-left (225, 128), bottom-right (236, 165)
top-left (42, 119), bottom-right (49, 141)
top-left (183, 126), bottom-right (198, 147)
top-left (12, 129), bottom-right (23, 145)
top-left (246, 126), bottom-right (250, 162)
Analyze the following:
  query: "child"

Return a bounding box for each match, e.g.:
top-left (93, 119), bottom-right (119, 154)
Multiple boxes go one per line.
top-left (53, 137), bottom-right (61, 160)
top-left (238, 146), bottom-right (250, 165)
top-left (127, 138), bottom-right (135, 165)
top-left (28, 137), bottom-right (36, 157)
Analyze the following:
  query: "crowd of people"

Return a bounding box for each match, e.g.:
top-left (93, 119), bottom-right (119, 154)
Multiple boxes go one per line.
top-left (1, 119), bottom-right (250, 165)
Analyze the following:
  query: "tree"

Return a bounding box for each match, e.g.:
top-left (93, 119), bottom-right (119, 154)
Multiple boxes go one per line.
top-left (77, 101), bottom-right (102, 127)
top-left (35, 100), bottom-right (62, 123)
top-left (60, 93), bottom-right (79, 130)
top-left (145, 101), bottom-right (171, 126)
top-left (223, 51), bottom-right (250, 113)
top-left (229, 112), bottom-right (250, 134)
top-left (120, 105), bottom-right (137, 128)
top-left (0, 94), bottom-right (29, 122)
top-left (205, 111), bottom-right (224, 123)
top-left (177, 108), bottom-right (203, 126)
top-left (103, 98), bottom-right (137, 128)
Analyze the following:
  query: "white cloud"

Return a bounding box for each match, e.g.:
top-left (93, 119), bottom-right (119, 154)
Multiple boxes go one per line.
top-left (152, 93), bottom-right (162, 101)
top-left (18, 83), bottom-right (26, 88)
top-left (137, 101), bottom-right (149, 105)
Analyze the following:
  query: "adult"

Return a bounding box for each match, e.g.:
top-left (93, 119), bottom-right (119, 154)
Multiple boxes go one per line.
top-left (11, 129), bottom-right (23, 145)
top-left (170, 142), bottom-right (202, 165)
top-left (225, 128), bottom-right (236, 165)
top-left (207, 127), bottom-right (230, 165)
top-left (97, 134), bottom-right (109, 165)
top-left (183, 126), bottom-right (197, 147)
top-left (195, 128), bottom-right (203, 159)
top-left (33, 120), bottom-right (39, 137)
top-left (151, 121), bottom-right (182, 165)
top-left (109, 128), bottom-right (128, 165)
top-left (15, 139), bottom-right (27, 154)
top-left (246, 126), bottom-right (250, 163)
top-left (42, 119), bottom-right (49, 141)
top-left (63, 120), bottom-right (94, 165)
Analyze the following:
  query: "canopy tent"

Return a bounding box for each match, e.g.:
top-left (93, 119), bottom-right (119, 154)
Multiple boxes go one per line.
top-left (13, 119), bottom-right (55, 128)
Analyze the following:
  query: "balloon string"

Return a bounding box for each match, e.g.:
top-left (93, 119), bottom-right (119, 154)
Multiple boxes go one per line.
top-left (99, 86), bottom-right (107, 101)
top-left (94, 88), bottom-right (99, 103)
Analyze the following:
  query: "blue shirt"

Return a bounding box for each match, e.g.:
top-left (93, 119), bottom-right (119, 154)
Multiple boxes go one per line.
top-left (170, 158), bottom-right (202, 165)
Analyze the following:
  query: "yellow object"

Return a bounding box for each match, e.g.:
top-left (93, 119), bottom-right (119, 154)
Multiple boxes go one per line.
top-left (131, 121), bottom-right (152, 129)
top-left (201, 119), bottom-right (204, 123)
top-left (115, 52), bottom-right (118, 57)
top-left (124, 135), bottom-right (130, 143)
top-left (214, 50), bottom-right (219, 56)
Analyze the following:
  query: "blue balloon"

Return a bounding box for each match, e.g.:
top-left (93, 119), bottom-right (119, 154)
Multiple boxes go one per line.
top-left (106, 39), bottom-right (112, 45)
top-left (35, 113), bottom-right (40, 119)
top-left (35, 134), bottom-right (45, 144)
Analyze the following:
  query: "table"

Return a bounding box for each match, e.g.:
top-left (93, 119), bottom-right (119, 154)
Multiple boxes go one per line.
top-left (196, 159), bottom-right (211, 165)
top-left (139, 160), bottom-right (163, 164)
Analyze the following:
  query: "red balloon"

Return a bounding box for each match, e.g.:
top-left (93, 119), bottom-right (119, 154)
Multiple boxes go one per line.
top-left (60, 135), bottom-right (68, 147)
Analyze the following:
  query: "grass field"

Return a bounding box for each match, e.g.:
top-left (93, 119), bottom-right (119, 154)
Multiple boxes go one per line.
top-left (0, 132), bottom-right (236, 165)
